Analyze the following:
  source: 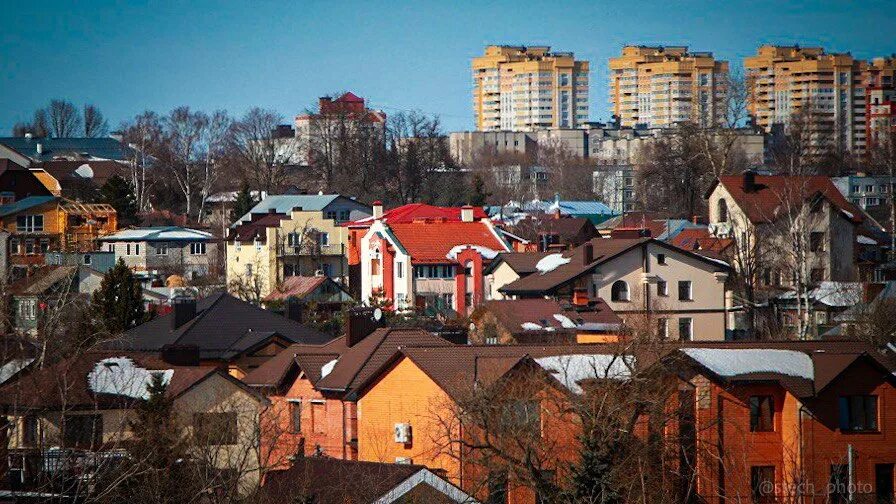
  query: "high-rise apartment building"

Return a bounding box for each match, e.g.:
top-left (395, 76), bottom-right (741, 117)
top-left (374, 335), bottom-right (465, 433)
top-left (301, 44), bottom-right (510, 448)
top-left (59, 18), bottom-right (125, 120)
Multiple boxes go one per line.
top-left (866, 57), bottom-right (896, 148)
top-left (608, 46), bottom-right (728, 128)
top-left (745, 46), bottom-right (896, 154)
top-left (471, 45), bottom-right (589, 131)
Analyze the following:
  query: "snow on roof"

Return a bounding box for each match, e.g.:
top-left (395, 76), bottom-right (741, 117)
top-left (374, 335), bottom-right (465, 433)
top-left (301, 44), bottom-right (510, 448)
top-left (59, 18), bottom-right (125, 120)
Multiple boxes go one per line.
top-left (87, 357), bottom-right (174, 400)
top-left (445, 244), bottom-right (501, 261)
top-left (552, 313), bottom-right (577, 329)
top-left (681, 348), bottom-right (813, 380)
top-left (0, 358), bottom-right (34, 386)
top-left (777, 281), bottom-right (863, 307)
top-left (535, 253), bottom-right (571, 274)
top-left (320, 358), bottom-right (338, 379)
top-left (535, 354), bottom-right (633, 394)
top-left (858, 235), bottom-right (878, 245)
top-left (520, 322), bottom-right (543, 331)
top-left (100, 227), bottom-right (212, 242)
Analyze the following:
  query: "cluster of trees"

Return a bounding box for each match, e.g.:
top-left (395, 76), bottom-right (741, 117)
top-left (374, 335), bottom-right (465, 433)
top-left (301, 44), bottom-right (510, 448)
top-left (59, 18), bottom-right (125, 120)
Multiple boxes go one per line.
top-left (13, 99), bottom-right (109, 138)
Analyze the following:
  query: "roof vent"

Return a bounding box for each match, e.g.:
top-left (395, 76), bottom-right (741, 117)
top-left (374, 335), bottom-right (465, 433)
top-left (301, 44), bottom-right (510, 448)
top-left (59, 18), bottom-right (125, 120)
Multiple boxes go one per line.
top-left (36, 143), bottom-right (43, 155)
top-left (24, 133), bottom-right (33, 140)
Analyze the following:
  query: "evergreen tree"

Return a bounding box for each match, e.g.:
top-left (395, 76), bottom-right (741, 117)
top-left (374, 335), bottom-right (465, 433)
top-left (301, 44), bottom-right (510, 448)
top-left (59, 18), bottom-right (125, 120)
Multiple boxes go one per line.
top-left (567, 427), bottom-right (621, 504)
top-left (91, 259), bottom-right (145, 333)
top-left (99, 175), bottom-right (139, 226)
top-left (232, 183), bottom-right (257, 223)
top-left (468, 173), bottom-right (492, 206)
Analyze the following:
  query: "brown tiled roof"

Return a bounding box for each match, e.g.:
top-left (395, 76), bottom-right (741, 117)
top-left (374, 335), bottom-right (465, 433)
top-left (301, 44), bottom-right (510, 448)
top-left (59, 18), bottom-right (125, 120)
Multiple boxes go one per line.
top-left (242, 337), bottom-right (349, 388)
top-left (263, 276), bottom-right (327, 302)
top-left (509, 215), bottom-right (596, 244)
top-left (716, 175), bottom-right (863, 225)
top-left (8, 265), bottom-right (78, 295)
top-left (670, 228), bottom-right (734, 254)
top-left (481, 298), bottom-right (621, 334)
top-left (314, 328), bottom-right (451, 395)
top-left (40, 160), bottom-right (125, 187)
top-left (231, 213), bottom-right (287, 242)
top-left (259, 457), bottom-right (428, 504)
top-left (0, 351), bottom-right (222, 410)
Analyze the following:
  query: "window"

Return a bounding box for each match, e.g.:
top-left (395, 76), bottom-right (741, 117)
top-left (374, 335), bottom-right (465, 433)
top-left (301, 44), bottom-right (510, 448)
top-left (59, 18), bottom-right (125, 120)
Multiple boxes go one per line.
top-left (289, 401), bottom-right (302, 434)
top-left (135, 244), bottom-right (140, 255)
top-left (9, 238), bottom-right (18, 254)
top-left (657, 280), bottom-right (668, 296)
top-left (63, 414), bottom-right (102, 448)
top-left (657, 318), bottom-right (668, 339)
top-left (657, 253), bottom-right (666, 265)
top-left (318, 232), bottom-right (329, 247)
top-left (23, 415), bottom-right (38, 446)
top-left (487, 471), bottom-right (508, 504)
top-left (324, 210), bottom-right (337, 220)
top-left (751, 466), bottom-right (775, 503)
top-left (24, 239), bottom-right (34, 255)
top-left (611, 281), bottom-right (629, 302)
top-left (678, 281), bottom-right (693, 301)
top-left (830, 464), bottom-right (849, 504)
top-left (396, 262), bottom-right (404, 279)
top-left (311, 401), bottom-right (326, 435)
top-left (126, 243), bottom-right (131, 255)
top-left (39, 239), bottom-right (48, 253)
top-left (810, 232), bottom-right (825, 252)
top-left (503, 400), bottom-right (541, 432)
top-left (254, 239), bottom-right (262, 252)
top-left (155, 242), bottom-right (168, 255)
top-left (83, 254), bottom-right (92, 265)
top-left (190, 242), bottom-right (206, 255)
top-left (16, 215), bottom-right (43, 232)
top-left (678, 317), bottom-right (693, 341)
top-left (750, 396), bottom-right (774, 432)
top-left (838, 395), bottom-right (878, 432)
top-left (876, 464), bottom-right (894, 504)
top-left (717, 199), bottom-right (728, 223)
top-left (338, 210), bottom-right (350, 221)
top-left (371, 258), bottom-right (381, 276)
top-left (193, 412), bottom-right (237, 445)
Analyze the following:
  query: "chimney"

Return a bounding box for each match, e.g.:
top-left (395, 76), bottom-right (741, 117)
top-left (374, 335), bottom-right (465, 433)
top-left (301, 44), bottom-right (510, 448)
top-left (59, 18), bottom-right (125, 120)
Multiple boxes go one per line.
top-left (743, 170), bottom-right (757, 193)
top-left (583, 241), bottom-right (594, 265)
top-left (461, 205), bottom-right (474, 222)
top-left (160, 344), bottom-right (200, 366)
top-left (572, 287), bottom-right (589, 307)
top-left (171, 296), bottom-right (197, 330)
top-left (36, 143), bottom-right (43, 155)
top-left (692, 215), bottom-right (698, 225)
top-left (344, 307), bottom-right (380, 347)
top-left (554, 208), bottom-right (562, 220)
top-left (373, 201), bottom-right (383, 220)
top-left (286, 298), bottom-right (304, 323)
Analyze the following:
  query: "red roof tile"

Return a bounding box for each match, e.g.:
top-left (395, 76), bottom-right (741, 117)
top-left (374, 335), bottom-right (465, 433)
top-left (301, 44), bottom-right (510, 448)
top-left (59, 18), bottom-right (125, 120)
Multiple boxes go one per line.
top-left (717, 175), bottom-right (863, 225)
top-left (387, 221), bottom-right (508, 263)
top-left (263, 276), bottom-right (327, 302)
top-left (670, 228), bottom-right (734, 253)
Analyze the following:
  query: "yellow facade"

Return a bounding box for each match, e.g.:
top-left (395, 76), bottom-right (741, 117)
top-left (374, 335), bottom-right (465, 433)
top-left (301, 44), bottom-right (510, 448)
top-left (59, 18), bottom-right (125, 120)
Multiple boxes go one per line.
top-left (608, 45), bottom-right (728, 128)
top-left (744, 45), bottom-right (896, 154)
top-left (472, 45), bottom-right (589, 131)
top-left (226, 209), bottom-right (352, 300)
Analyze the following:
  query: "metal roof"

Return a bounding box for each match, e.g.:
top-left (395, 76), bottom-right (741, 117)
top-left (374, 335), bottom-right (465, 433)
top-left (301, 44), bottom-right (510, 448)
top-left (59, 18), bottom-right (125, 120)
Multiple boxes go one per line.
top-left (231, 194), bottom-right (370, 227)
top-left (98, 226), bottom-right (213, 242)
top-left (0, 137), bottom-right (134, 162)
top-left (0, 196), bottom-right (57, 217)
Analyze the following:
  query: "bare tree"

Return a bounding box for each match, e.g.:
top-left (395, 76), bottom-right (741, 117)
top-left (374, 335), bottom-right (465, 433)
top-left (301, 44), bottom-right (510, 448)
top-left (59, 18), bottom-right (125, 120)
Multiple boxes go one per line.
top-left (118, 111), bottom-right (163, 212)
top-left (163, 107), bottom-right (209, 217)
top-left (229, 107), bottom-right (295, 194)
top-left (197, 110), bottom-right (232, 222)
top-left (46, 99), bottom-right (83, 138)
top-left (83, 104), bottom-right (109, 138)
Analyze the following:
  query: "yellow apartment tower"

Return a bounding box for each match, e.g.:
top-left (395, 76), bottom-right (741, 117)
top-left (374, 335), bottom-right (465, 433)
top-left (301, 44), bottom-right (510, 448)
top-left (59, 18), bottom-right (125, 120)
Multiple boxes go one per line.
top-left (608, 45), bottom-right (729, 128)
top-left (744, 45), bottom-right (896, 154)
top-left (472, 45), bottom-right (589, 131)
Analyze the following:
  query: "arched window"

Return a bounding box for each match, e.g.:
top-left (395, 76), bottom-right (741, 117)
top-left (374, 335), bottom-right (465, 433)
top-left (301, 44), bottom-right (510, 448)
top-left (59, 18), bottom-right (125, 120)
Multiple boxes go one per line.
top-left (717, 198), bottom-right (729, 223)
top-left (611, 280), bottom-right (629, 302)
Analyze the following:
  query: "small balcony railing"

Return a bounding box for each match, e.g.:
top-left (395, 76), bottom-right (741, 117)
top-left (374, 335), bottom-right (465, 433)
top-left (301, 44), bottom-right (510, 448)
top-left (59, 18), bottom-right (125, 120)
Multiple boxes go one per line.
top-left (278, 243), bottom-right (346, 257)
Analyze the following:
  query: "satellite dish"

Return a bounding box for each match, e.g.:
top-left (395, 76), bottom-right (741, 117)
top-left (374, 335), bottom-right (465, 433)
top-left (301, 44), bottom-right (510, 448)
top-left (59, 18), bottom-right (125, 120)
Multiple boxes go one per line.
top-left (373, 308), bottom-right (383, 321)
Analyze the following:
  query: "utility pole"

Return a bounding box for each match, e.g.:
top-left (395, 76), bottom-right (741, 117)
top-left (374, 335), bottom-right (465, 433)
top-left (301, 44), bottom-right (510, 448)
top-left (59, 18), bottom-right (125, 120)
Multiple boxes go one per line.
top-left (848, 443), bottom-right (854, 503)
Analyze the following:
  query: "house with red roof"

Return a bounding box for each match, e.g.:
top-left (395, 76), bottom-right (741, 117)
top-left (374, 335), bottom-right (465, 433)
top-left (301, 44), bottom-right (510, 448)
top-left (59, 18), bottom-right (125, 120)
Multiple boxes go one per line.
top-left (707, 171), bottom-right (864, 283)
top-left (359, 205), bottom-right (511, 315)
top-left (293, 92), bottom-right (387, 166)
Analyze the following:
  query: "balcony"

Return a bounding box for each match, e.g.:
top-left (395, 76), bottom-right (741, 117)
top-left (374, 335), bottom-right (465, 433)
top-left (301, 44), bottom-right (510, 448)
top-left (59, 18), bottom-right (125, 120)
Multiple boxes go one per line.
top-left (278, 243), bottom-right (346, 257)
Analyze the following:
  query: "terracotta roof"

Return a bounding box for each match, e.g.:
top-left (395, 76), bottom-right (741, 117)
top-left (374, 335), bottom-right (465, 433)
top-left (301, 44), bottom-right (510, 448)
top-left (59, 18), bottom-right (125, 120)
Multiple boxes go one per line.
top-left (481, 298), bottom-right (621, 334)
top-left (387, 221), bottom-right (508, 264)
top-left (670, 228), bottom-right (734, 254)
top-left (107, 292), bottom-right (330, 360)
top-left (716, 175), bottom-right (863, 225)
top-left (263, 276), bottom-right (327, 302)
top-left (314, 328), bottom-right (451, 395)
top-left (259, 457), bottom-right (435, 504)
top-left (345, 203), bottom-right (488, 228)
top-left (0, 351), bottom-right (223, 410)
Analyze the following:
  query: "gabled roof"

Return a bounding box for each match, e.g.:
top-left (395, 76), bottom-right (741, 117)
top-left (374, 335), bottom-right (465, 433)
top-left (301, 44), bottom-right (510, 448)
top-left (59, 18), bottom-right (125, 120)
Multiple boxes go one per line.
top-left (344, 203), bottom-right (488, 228)
top-left (508, 215), bottom-right (597, 244)
top-left (99, 226), bottom-right (213, 242)
top-left (481, 298), bottom-right (622, 334)
top-left (314, 328), bottom-right (450, 396)
top-left (386, 221), bottom-right (509, 264)
top-left (0, 351), bottom-right (230, 410)
top-left (0, 137), bottom-right (133, 162)
top-left (107, 292), bottom-right (330, 360)
top-left (8, 265), bottom-right (78, 296)
top-left (670, 228), bottom-right (734, 254)
top-left (232, 194), bottom-right (371, 227)
top-left (499, 238), bottom-right (729, 295)
top-left (714, 175), bottom-right (863, 225)
top-left (259, 456), bottom-right (476, 504)
top-left (262, 275), bottom-right (351, 303)
top-left (242, 337), bottom-right (348, 388)
top-left (0, 195), bottom-right (57, 217)
top-left (231, 212), bottom-right (287, 241)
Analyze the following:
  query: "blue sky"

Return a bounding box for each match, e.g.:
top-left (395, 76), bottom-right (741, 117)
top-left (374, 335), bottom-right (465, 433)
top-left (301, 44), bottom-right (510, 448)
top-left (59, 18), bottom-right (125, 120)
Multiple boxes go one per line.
top-left (2, 0), bottom-right (894, 135)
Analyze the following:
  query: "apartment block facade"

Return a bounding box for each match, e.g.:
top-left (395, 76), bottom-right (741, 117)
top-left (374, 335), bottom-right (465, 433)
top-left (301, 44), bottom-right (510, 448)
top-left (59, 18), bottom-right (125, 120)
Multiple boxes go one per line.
top-left (745, 46), bottom-right (896, 155)
top-left (472, 45), bottom-right (589, 131)
top-left (609, 45), bottom-right (729, 128)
